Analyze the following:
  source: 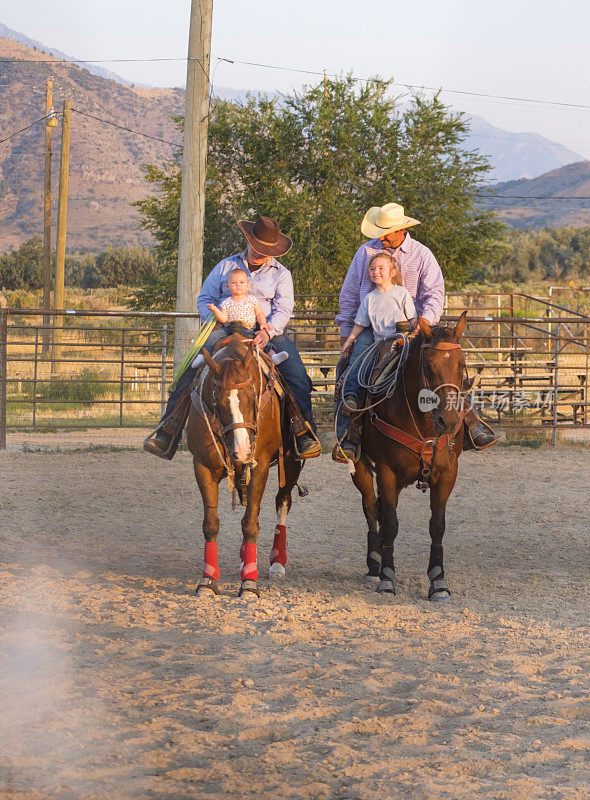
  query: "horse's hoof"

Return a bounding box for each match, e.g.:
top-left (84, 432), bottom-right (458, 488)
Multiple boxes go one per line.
top-left (364, 574), bottom-right (380, 590)
top-left (238, 580), bottom-right (260, 599)
top-left (269, 562), bottom-right (286, 582)
top-left (377, 579), bottom-right (396, 594)
top-left (196, 578), bottom-right (219, 597)
top-left (429, 589), bottom-right (451, 602)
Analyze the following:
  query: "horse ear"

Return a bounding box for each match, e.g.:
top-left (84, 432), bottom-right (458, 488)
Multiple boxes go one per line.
top-left (202, 348), bottom-right (221, 375)
top-left (244, 346), bottom-right (254, 368)
top-left (453, 310), bottom-right (468, 340)
top-left (418, 316), bottom-right (432, 338)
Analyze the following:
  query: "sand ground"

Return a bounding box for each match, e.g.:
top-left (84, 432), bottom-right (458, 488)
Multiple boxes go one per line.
top-left (0, 447), bottom-right (588, 800)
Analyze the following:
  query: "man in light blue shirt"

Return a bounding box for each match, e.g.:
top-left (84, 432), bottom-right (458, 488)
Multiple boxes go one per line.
top-left (144, 216), bottom-right (321, 460)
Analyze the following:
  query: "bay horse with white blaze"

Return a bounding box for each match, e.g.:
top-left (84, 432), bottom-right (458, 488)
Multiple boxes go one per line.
top-left (186, 334), bottom-right (303, 598)
top-left (351, 311), bottom-right (468, 601)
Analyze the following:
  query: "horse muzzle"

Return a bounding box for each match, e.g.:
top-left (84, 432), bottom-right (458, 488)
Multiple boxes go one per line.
top-left (432, 405), bottom-right (463, 437)
top-left (223, 421), bottom-right (257, 464)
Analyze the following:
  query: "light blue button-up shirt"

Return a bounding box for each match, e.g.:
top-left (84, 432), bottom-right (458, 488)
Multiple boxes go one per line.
top-left (197, 251), bottom-right (294, 337)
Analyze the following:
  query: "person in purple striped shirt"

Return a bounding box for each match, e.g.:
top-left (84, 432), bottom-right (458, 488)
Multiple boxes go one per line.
top-left (333, 202), bottom-right (498, 462)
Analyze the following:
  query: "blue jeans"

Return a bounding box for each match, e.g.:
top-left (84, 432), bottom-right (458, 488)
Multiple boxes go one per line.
top-left (162, 327), bottom-right (313, 421)
top-left (336, 327), bottom-right (375, 440)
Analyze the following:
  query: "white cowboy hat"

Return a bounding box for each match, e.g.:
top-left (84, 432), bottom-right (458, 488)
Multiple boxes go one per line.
top-left (361, 202), bottom-right (421, 238)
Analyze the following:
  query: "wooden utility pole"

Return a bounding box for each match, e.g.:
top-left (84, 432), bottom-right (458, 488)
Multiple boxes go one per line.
top-left (42, 77), bottom-right (54, 353)
top-left (53, 100), bottom-right (71, 373)
top-left (174, 0), bottom-right (213, 368)
top-left (55, 100), bottom-right (70, 312)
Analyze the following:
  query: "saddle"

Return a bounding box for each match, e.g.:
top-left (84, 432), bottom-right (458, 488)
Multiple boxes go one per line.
top-left (369, 338), bottom-right (402, 386)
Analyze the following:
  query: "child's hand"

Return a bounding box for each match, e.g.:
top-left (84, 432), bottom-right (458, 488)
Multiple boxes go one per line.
top-left (341, 338), bottom-right (354, 357)
top-left (259, 322), bottom-right (272, 335)
top-left (206, 303), bottom-right (218, 312)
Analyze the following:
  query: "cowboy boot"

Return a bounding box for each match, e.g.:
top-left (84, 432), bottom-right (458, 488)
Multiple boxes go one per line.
top-left (332, 399), bottom-right (364, 463)
top-left (143, 388), bottom-right (193, 460)
top-left (463, 401), bottom-right (499, 450)
top-left (284, 390), bottom-right (322, 459)
top-left (332, 434), bottom-right (358, 463)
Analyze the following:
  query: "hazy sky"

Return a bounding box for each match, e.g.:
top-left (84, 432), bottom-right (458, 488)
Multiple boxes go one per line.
top-left (3, 0), bottom-right (590, 158)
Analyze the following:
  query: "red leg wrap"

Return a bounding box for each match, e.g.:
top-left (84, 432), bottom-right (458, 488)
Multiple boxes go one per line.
top-left (269, 525), bottom-right (287, 567)
top-left (203, 541), bottom-right (220, 581)
top-left (240, 541), bottom-right (258, 581)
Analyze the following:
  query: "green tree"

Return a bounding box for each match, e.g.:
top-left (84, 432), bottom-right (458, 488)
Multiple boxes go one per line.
top-left (93, 245), bottom-right (156, 287)
top-left (474, 226), bottom-right (590, 284)
top-left (132, 76), bottom-right (503, 309)
top-left (0, 236), bottom-right (44, 290)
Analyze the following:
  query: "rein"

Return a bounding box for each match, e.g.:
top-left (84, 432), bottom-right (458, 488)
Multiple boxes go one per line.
top-left (371, 337), bottom-right (465, 492)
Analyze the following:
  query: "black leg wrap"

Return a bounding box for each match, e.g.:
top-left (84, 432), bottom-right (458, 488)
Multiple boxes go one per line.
top-left (428, 544), bottom-right (444, 574)
top-left (427, 565), bottom-right (450, 601)
top-left (366, 532), bottom-right (382, 576)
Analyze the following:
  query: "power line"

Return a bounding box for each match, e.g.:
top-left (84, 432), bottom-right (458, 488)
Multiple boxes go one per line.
top-left (477, 194), bottom-right (590, 200)
top-left (399, 82), bottom-right (590, 111)
top-left (0, 102), bottom-right (588, 203)
top-left (70, 108), bottom-right (182, 147)
top-left (217, 58), bottom-right (590, 111)
top-left (0, 56), bottom-right (201, 64)
top-left (0, 114), bottom-right (50, 144)
top-left (3, 52), bottom-right (590, 111)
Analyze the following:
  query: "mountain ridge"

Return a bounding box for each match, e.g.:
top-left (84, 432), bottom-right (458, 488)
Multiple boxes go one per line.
top-left (482, 161), bottom-right (590, 228)
top-left (1, 32), bottom-right (588, 252)
top-left (0, 23), bottom-right (144, 87)
top-left (0, 36), bottom-right (181, 251)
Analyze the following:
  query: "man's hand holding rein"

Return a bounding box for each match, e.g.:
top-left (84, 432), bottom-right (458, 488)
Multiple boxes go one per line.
top-left (252, 328), bottom-right (271, 348)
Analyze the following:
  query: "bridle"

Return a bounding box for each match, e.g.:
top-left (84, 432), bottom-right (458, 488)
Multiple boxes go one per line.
top-left (369, 335), bottom-right (467, 492)
top-left (211, 374), bottom-right (260, 438)
top-left (194, 343), bottom-right (274, 505)
top-left (404, 339), bottom-right (466, 441)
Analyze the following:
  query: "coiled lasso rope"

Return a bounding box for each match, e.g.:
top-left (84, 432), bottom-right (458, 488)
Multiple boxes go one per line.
top-left (341, 332), bottom-right (411, 413)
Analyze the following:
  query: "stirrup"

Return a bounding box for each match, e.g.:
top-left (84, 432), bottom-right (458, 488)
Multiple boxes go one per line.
top-left (292, 423), bottom-right (322, 459)
top-left (332, 441), bottom-right (359, 464)
top-left (464, 420), bottom-right (499, 451)
top-left (143, 429), bottom-right (176, 460)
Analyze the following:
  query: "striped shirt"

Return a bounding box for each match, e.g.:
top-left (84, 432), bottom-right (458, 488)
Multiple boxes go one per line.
top-left (336, 233), bottom-right (445, 336)
top-left (197, 251), bottom-right (293, 337)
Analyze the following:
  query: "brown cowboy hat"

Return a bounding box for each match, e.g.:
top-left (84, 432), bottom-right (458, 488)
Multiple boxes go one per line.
top-left (237, 216), bottom-right (293, 258)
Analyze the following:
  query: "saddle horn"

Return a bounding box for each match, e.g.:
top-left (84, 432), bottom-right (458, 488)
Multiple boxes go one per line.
top-left (418, 316), bottom-right (432, 338)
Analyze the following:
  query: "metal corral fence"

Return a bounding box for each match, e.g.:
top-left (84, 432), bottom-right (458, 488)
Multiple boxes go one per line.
top-left (1, 292), bottom-right (589, 450)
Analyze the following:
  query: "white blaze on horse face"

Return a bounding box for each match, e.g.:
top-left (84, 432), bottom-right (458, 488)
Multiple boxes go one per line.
top-left (228, 389), bottom-right (251, 461)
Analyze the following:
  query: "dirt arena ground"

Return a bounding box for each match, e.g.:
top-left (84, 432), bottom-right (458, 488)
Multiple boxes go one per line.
top-left (0, 446), bottom-right (588, 800)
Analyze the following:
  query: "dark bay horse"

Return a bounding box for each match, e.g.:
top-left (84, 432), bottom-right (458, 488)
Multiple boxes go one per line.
top-left (186, 334), bottom-right (303, 598)
top-left (351, 312), bottom-right (468, 601)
